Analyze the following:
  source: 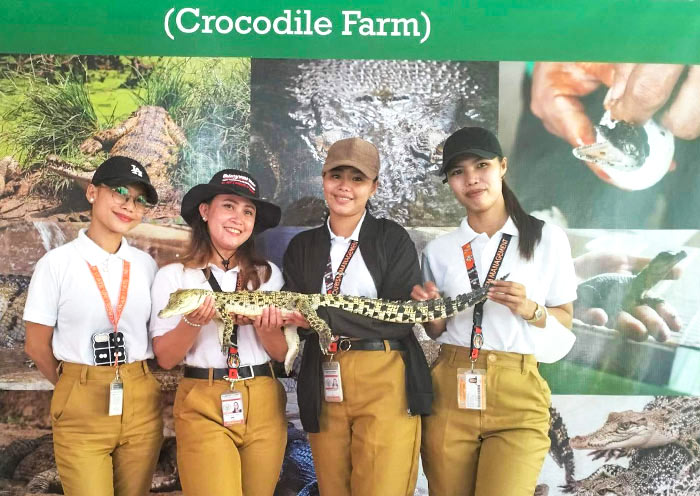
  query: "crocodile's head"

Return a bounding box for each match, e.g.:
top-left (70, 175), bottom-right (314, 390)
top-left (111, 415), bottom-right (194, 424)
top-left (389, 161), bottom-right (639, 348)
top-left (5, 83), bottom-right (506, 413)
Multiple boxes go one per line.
top-left (570, 410), bottom-right (672, 450)
top-left (158, 289), bottom-right (209, 319)
top-left (639, 250), bottom-right (686, 290)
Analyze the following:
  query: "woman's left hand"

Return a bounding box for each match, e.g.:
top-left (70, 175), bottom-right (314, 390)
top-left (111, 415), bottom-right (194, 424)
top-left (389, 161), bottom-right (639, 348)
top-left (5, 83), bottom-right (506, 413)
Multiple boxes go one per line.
top-left (253, 306), bottom-right (284, 336)
top-left (230, 314), bottom-right (254, 326)
top-left (487, 280), bottom-right (537, 320)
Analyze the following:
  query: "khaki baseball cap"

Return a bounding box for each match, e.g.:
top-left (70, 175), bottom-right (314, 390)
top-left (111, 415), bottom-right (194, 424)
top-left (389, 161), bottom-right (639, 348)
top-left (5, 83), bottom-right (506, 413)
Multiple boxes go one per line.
top-left (322, 137), bottom-right (380, 179)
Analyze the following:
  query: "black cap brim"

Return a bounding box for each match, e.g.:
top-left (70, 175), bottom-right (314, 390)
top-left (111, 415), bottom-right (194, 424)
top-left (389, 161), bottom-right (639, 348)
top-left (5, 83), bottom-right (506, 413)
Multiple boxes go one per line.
top-left (181, 184), bottom-right (281, 233)
top-left (100, 177), bottom-right (159, 205)
top-left (439, 148), bottom-right (499, 175)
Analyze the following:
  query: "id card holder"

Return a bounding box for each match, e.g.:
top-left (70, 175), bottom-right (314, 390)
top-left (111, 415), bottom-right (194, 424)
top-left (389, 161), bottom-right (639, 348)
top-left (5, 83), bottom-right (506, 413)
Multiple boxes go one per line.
top-left (221, 391), bottom-right (245, 426)
top-left (457, 368), bottom-right (486, 410)
top-left (108, 378), bottom-right (124, 416)
top-left (322, 361), bottom-right (343, 402)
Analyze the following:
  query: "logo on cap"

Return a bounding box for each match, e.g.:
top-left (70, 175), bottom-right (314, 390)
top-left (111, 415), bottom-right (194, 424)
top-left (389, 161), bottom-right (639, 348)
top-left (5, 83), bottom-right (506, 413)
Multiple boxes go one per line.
top-left (130, 164), bottom-right (143, 177)
top-left (221, 173), bottom-right (256, 194)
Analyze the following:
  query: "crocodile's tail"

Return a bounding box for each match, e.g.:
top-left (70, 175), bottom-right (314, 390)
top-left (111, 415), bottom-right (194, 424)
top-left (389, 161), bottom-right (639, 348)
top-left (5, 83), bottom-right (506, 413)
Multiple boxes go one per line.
top-left (320, 278), bottom-right (501, 324)
top-left (548, 406), bottom-right (576, 483)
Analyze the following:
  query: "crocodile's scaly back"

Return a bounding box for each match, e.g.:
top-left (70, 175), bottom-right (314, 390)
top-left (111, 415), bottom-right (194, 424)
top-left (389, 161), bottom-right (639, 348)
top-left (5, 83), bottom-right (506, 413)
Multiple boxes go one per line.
top-left (315, 283), bottom-right (494, 323)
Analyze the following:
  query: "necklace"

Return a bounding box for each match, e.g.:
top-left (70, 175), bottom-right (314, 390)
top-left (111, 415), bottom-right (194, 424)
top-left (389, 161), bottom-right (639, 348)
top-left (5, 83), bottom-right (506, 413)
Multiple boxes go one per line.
top-left (211, 244), bottom-right (235, 270)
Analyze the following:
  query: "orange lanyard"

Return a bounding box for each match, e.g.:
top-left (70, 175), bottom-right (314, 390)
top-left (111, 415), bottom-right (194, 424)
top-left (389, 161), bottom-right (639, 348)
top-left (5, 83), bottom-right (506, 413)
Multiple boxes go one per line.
top-left (87, 260), bottom-right (130, 369)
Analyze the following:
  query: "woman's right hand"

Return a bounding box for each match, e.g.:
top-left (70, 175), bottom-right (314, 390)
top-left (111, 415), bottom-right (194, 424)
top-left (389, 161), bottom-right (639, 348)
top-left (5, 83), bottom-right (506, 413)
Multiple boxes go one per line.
top-left (182, 295), bottom-right (216, 327)
top-left (411, 282), bottom-right (447, 339)
top-left (411, 281), bottom-right (441, 301)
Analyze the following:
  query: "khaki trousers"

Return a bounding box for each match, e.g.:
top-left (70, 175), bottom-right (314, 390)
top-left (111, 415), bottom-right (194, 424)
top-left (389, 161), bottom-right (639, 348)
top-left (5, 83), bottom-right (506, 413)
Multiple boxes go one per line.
top-left (173, 375), bottom-right (287, 496)
top-left (309, 346), bottom-right (421, 496)
top-left (422, 345), bottom-right (551, 496)
top-left (51, 361), bottom-right (164, 496)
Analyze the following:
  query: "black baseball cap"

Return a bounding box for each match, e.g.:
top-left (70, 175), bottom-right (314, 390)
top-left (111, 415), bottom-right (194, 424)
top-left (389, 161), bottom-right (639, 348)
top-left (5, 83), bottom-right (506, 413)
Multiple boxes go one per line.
top-left (180, 169), bottom-right (281, 233)
top-left (91, 156), bottom-right (158, 204)
top-left (439, 127), bottom-right (503, 175)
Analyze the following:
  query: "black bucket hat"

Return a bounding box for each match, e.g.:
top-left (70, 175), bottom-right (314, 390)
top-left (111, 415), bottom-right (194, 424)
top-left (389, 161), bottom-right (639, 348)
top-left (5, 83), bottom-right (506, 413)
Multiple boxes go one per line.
top-left (439, 127), bottom-right (503, 175)
top-left (91, 156), bottom-right (159, 204)
top-left (180, 169), bottom-right (281, 233)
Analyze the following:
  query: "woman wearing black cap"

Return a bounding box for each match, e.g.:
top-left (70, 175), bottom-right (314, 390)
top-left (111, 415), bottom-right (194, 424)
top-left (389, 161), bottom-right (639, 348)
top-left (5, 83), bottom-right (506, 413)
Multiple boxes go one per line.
top-left (23, 156), bottom-right (163, 495)
top-left (411, 127), bottom-right (577, 496)
top-left (149, 169), bottom-right (288, 496)
top-left (283, 137), bottom-right (432, 496)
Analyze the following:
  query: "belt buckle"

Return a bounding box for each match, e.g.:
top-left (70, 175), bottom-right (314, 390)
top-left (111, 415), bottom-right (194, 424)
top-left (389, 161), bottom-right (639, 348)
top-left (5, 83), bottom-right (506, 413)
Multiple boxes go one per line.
top-left (238, 364), bottom-right (255, 380)
top-left (338, 338), bottom-right (352, 352)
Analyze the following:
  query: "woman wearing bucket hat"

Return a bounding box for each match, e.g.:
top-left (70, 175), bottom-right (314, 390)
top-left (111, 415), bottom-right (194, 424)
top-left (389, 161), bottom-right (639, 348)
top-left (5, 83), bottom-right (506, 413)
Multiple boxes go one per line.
top-left (411, 127), bottom-right (577, 496)
top-left (283, 137), bottom-right (432, 496)
top-left (149, 169), bottom-right (289, 496)
top-left (23, 156), bottom-right (163, 496)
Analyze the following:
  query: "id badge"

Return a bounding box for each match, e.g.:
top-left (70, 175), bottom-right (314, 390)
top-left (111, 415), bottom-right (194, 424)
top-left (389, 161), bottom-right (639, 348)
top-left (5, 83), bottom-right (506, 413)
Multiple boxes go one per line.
top-left (108, 379), bottom-right (124, 416)
top-left (457, 368), bottom-right (486, 410)
top-left (221, 391), bottom-right (245, 426)
top-left (322, 361), bottom-right (343, 403)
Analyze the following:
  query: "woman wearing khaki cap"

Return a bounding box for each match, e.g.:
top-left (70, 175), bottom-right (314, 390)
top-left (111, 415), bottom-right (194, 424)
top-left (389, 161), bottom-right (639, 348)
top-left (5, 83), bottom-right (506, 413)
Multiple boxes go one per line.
top-left (412, 127), bottom-right (577, 495)
top-left (283, 137), bottom-right (432, 496)
top-left (23, 156), bottom-right (163, 496)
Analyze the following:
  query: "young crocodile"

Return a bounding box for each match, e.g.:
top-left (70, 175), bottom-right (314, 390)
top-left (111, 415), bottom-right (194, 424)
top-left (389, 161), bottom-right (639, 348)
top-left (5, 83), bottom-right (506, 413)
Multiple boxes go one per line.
top-left (570, 396), bottom-right (700, 461)
top-left (576, 250), bottom-right (686, 326)
top-left (562, 442), bottom-right (700, 495)
top-left (158, 281), bottom-right (498, 373)
top-left (78, 105), bottom-right (187, 204)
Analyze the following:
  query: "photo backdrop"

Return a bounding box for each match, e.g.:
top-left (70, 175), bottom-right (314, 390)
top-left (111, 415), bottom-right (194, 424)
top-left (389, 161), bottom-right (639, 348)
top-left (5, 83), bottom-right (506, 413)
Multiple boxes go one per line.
top-left (1, 2), bottom-right (699, 495)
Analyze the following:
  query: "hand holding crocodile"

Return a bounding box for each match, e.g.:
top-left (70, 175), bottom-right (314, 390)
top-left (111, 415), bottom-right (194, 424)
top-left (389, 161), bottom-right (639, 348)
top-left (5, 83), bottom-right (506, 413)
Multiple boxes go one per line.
top-left (410, 281), bottom-right (441, 302)
top-left (532, 62), bottom-right (697, 189)
top-left (231, 314), bottom-right (254, 326)
top-left (607, 63), bottom-right (700, 141)
top-left (282, 310), bottom-right (310, 329)
top-left (182, 295), bottom-right (216, 328)
top-left (252, 306), bottom-right (288, 363)
top-left (487, 280), bottom-right (536, 320)
top-left (574, 250), bottom-right (685, 342)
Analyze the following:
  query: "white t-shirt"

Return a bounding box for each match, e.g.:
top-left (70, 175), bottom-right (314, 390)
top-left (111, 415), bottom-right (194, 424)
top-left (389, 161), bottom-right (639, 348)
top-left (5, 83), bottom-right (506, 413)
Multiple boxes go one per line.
top-left (322, 212), bottom-right (377, 298)
top-left (149, 262), bottom-right (284, 368)
top-left (422, 217), bottom-right (577, 359)
top-left (23, 229), bottom-right (158, 364)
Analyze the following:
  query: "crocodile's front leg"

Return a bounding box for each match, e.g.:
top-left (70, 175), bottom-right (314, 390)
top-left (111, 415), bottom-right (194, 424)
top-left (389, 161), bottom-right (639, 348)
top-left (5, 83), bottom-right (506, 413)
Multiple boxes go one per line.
top-left (80, 116), bottom-right (138, 155)
top-left (283, 325), bottom-right (300, 374)
top-left (215, 302), bottom-right (235, 354)
top-left (295, 298), bottom-right (331, 354)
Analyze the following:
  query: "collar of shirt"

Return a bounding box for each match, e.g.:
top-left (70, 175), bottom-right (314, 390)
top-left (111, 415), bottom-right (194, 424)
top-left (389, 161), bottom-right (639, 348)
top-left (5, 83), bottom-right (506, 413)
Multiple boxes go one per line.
top-left (459, 216), bottom-right (519, 244)
top-left (203, 263), bottom-right (243, 290)
top-left (326, 211), bottom-right (367, 243)
top-left (74, 228), bottom-right (133, 265)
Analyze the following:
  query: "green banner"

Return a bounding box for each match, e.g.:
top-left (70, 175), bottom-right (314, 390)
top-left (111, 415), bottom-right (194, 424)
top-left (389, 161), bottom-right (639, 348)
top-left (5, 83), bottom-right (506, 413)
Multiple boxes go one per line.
top-left (2, 0), bottom-right (700, 63)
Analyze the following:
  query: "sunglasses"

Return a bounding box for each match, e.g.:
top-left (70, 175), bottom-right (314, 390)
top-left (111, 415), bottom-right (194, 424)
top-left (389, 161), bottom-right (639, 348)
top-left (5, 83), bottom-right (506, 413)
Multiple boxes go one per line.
top-left (101, 185), bottom-right (154, 210)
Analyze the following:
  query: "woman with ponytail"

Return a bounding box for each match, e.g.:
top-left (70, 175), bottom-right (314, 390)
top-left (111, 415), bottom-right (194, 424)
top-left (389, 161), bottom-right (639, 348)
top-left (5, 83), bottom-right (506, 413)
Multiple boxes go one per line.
top-left (412, 127), bottom-right (577, 496)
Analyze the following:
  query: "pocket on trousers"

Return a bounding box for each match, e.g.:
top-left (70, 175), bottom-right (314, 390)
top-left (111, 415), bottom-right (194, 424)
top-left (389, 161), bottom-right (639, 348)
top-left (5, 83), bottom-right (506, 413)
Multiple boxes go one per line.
top-left (173, 380), bottom-right (199, 418)
top-left (530, 369), bottom-right (551, 403)
top-left (146, 371), bottom-right (163, 392)
top-left (50, 376), bottom-right (78, 423)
